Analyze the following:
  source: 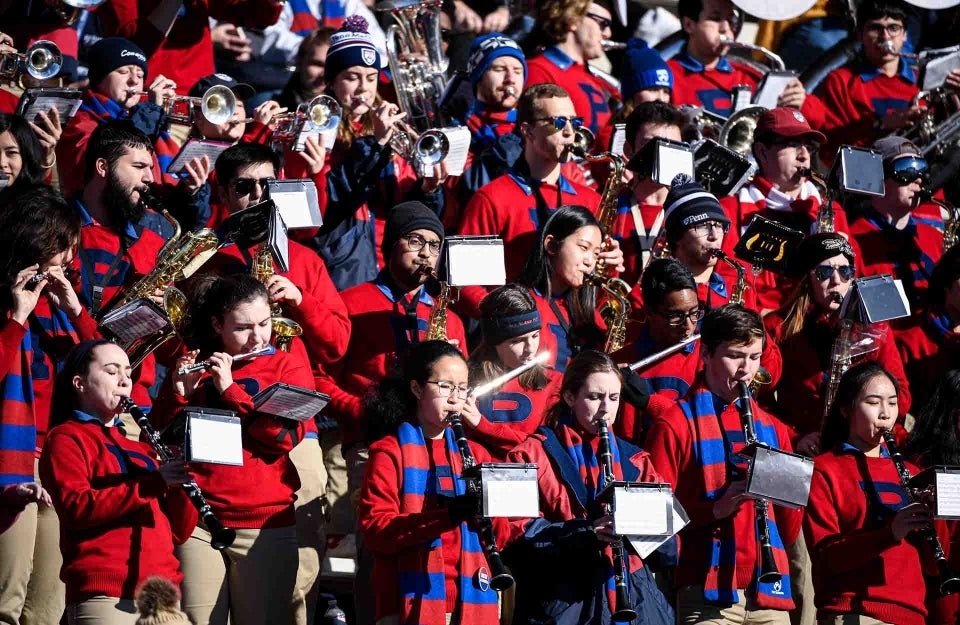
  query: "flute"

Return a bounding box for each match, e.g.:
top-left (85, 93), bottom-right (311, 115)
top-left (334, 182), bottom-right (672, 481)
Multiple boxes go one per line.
top-left (177, 346), bottom-right (272, 375)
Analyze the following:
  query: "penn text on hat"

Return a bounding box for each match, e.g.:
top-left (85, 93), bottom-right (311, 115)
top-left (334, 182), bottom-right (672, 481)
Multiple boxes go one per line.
top-left (87, 37), bottom-right (148, 89)
top-left (325, 15), bottom-right (382, 84)
top-left (466, 33), bottom-right (527, 88)
top-left (663, 173), bottom-right (728, 241)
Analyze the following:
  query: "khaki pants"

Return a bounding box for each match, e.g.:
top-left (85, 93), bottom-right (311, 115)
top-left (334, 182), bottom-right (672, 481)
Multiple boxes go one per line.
top-left (65, 597), bottom-right (137, 625)
top-left (0, 460), bottom-right (65, 625)
top-left (346, 445), bottom-right (375, 625)
top-left (290, 436), bottom-right (327, 625)
top-left (787, 535), bottom-right (816, 625)
top-left (177, 524), bottom-right (299, 625)
top-left (816, 616), bottom-right (891, 625)
top-left (677, 585), bottom-right (792, 625)
top-left (320, 431), bottom-right (352, 536)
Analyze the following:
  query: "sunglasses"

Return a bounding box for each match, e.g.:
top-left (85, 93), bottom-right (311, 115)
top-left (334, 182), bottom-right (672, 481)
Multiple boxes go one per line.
top-left (885, 155), bottom-right (928, 185)
top-left (233, 177), bottom-right (273, 196)
top-left (532, 116), bottom-right (585, 132)
top-left (814, 264), bottom-right (856, 282)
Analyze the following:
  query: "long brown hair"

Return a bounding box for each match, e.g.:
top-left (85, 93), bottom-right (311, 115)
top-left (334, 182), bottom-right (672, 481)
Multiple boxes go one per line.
top-left (544, 350), bottom-right (622, 427)
top-left (778, 276), bottom-right (815, 342)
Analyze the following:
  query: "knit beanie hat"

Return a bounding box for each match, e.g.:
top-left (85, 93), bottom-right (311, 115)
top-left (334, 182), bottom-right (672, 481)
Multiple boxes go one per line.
top-left (324, 16), bottom-right (382, 84)
top-left (786, 233), bottom-right (856, 278)
top-left (620, 38), bottom-right (672, 101)
top-left (134, 577), bottom-right (191, 625)
top-left (87, 37), bottom-right (148, 89)
top-left (466, 33), bottom-right (527, 88)
top-left (382, 201), bottom-right (444, 257)
top-left (663, 174), bottom-right (729, 242)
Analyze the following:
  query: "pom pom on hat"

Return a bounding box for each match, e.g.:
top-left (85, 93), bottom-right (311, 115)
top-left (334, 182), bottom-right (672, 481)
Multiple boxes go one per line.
top-left (342, 15), bottom-right (370, 32)
top-left (325, 15), bottom-right (382, 83)
top-left (663, 174), bottom-right (728, 242)
top-left (135, 577), bottom-right (191, 625)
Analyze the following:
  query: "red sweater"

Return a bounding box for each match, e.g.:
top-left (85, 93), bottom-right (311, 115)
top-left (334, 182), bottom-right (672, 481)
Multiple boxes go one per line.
top-left (532, 289), bottom-right (606, 375)
top-left (804, 448), bottom-right (930, 625)
top-left (895, 315), bottom-right (960, 404)
top-left (645, 383), bottom-right (803, 592)
top-left (470, 369), bottom-right (562, 458)
top-left (611, 193), bottom-right (664, 287)
top-left (151, 347), bottom-right (313, 529)
top-left (97, 0), bottom-right (283, 95)
top-left (197, 241), bottom-right (350, 367)
top-left (38, 416), bottom-right (196, 603)
top-left (313, 276), bottom-right (468, 450)
top-left (762, 312), bottom-right (911, 441)
top-left (458, 170), bottom-right (601, 318)
top-left (525, 46), bottom-right (622, 136)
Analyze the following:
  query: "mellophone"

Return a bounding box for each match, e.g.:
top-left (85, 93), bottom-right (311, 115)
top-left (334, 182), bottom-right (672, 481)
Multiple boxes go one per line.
top-left (119, 397), bottom-right (237, 551)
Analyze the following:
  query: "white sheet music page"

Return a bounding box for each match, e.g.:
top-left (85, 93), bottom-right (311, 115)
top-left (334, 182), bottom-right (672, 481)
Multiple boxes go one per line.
top-left (167, 139), bottom-right (232, 174)
top-left (188, 413), bottom-right (243, 466)
top-left (446, 237), bottom-right (506, 287)
top-left (100, 300), bottom-right (169, 343)
top-left (254, 384), bottom-right (330, 422)
top-left (442, 126), bottom-right (472, 176)
top-left (936, 472), bottom-right (960, 518)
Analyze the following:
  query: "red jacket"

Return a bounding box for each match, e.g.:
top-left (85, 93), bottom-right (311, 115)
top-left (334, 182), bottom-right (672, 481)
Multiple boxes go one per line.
top-left (198, 241), bottom-right (350, 367)
top-left (458, 171), bottom-right (601, 318)
top-left (895, 314), bottom-right (960, 404)
top-left (38, 416), bottom-right (196, 603)
top-left (762, 311), bottom-right (911, 441)
top-left (645, 382), bottom-right (803, 593)
top-left (610, 193), bottom-right (664, 287)
top-left (804, 447), bottom-right (931, 625)
top-left (97, 0), bottom-right (283, 95)
top-left (150, 346), bottom-right (313, 529)
top-left (313, 275), bottom-right (468, 450)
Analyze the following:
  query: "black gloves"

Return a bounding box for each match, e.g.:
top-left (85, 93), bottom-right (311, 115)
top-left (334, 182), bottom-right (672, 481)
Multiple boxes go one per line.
top-left (442, 492), bottom-right (481, 524)
top-left (619, 367), bottom-right (652, 410)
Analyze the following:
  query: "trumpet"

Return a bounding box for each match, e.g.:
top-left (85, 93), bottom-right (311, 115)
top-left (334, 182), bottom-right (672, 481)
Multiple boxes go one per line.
top-left (392, 127), bottom-right (450, 172)
top-left (0, 40), bottom-right (62, 83)
top-left (177, 346), bottom-right (273, 376)
top-left (270, 94), bottom-right (341, 148)
top-left (126, 85), bottom-right (238, 125)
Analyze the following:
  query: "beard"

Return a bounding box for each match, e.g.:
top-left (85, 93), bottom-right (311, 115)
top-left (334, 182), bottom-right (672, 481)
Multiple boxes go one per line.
top-left (103, 169), bottom-right (147, 228)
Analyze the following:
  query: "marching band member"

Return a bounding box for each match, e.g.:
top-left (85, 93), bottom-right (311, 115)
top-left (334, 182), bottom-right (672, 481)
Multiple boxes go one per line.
top-left (0, 112), bottom-right (60, 191)
top-left (504, 350), bottom-right (675, 625)
top-left (516, 204), bottom-right (607, 373)
top-left (152, 273), bottom-right (313, 625)
top-left (619, 38), bottom-right (674, 109)
top-left (525, 0), bottom-right (622, 136)
top-left (849, 136), bottom-right (944, 316)
top-left (0, 185), bottom-right (99, 625)
top-left (39, 339), bottom-right (196, 625)
top-left (458, 84), bottom-right (608, 317)
top-left (719, 107), bottom-right (849, 313)
top-left (668, 0), bottom-right (823, 124)
top-left (467, 283), bottom-right (561, 452)
top-left (57, 38), bottom-right (181, 198)
top-left (805, 361), bottom-right (936, 625)
top-left (646, 304), bottom-right (801, 625)
top-left (358, 340), bottom-right (511, 625)
top-left (615, 101), bottom-right (684, 284)
top-left (763, 233), bottom-right (911, 455)
top-left (461, 33), bottom-right (528, 153)
top-left (896, 246), bottom-right (960, 402)
top-left (274, 28), bottom-right (336, 111)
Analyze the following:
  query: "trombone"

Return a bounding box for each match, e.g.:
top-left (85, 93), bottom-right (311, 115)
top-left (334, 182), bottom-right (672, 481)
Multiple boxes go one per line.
top-left (0, 40), bottom-right (62, 83)
top-left (270, 94), bottom-right (341, 147)
top-left (126, 85), bottom-right (238, 126)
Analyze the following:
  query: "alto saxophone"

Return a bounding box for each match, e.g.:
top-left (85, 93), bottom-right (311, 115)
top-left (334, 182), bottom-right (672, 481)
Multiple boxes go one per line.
top-left (252, 242), bottom-right (302, 352)
top-left (422, 266), bottom-right (450, 342)
top-left (920, 188), bottom-right (960, 252)
top-left (805, 168), bottom-right (835, 234)
top-left (583, 273), bottom-right (629, 353)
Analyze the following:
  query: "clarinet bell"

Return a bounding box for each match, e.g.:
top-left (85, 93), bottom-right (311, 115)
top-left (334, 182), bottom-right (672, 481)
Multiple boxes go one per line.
top-left (612, 606), bottom-right (638, 622)
top-left (940, 574), bottom-right (960, 596)
top-left (758, 546), bottom-right (782, 584)
top-left (207, 517), bottom-right (237, 551)
top-left (490, 570), bottom-right (515, 592)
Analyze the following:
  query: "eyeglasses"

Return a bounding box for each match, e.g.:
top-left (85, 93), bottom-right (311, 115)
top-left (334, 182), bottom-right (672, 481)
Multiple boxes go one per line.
top-left (813, 264), bottom-right (856, 282)
top-left (426, 380), bottom-right (471, 399)
top-left (401, 233), bottom-right (442, 256)
top-left (585, 13), bottom-right (612, 31)
top-left (654, 306), bottom-right (705, 327)
top-left (532, 116), bottom-right (584, 133)
top-left (885, 155), bottom-right (929, 185)
top-left (232, 177), bottom-right (273, 196)
top-left (690, 221), bottom-right (729, 237)
top-left (864, 22), bottom-right (905, 36)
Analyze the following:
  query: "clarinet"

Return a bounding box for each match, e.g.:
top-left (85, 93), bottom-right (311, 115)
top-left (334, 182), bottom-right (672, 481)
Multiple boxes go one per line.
top-left (881, 429), bottom-right (960, 595)
top-left (596, 418), bottom-right (638, 622)
top-left (735, 383), bottom-right (782, 584)
top-left (119, 398), bottom-right (237, 551)
top-left (446, 412), bottom-right (514, 591)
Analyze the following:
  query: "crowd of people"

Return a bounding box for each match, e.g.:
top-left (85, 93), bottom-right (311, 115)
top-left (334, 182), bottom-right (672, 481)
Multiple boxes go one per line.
top-left (2, 0), bottom-right (960, 624)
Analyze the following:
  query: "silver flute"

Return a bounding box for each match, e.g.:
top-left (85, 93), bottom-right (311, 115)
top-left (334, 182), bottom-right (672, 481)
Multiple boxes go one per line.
top-left (177, 346), bottom-right (272, 375)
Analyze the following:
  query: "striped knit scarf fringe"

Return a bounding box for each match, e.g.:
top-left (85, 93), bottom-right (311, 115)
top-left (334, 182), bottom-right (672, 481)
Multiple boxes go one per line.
top-left (680, 387), bottom-right (793, 610)
top-left (80, 92), bottom-right (180, 186)
top-left (396, 421), bottom-right (498, 625)
top-left (554, 417), bottom-right (638, 622)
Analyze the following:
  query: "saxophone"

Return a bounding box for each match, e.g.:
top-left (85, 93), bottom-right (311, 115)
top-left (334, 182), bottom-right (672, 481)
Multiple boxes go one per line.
top-left (805, 168), bottom-right (835, 234)
top-left (422, 266), bottom-right (449, 342)
top-left (920, 188), bottom-right (960, 252)
top-left (582, 273), bottom-right (629, 354)
top-left (252, 242), bottom-right (303, 352)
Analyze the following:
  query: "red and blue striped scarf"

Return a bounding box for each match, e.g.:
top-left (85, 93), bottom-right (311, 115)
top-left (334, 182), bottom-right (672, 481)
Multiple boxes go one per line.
top-left (289, 0), bottom-right (344, 32)
top-left (79, 92), bottom-right (180, 187)
top-left (465, 101), bottom-right (517, 152)
top-left (679, 385), bottom-right (792, 610)
top-left (396, 421), bottom-right (498, 625)
top-left (553, 416), bottom-right (639, 622)
top-left (0, 301), bottom-right (79, 486)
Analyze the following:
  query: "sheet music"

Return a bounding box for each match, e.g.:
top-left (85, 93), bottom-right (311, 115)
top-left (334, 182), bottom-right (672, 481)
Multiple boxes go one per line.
top-left (923, 51), bottom-right (960, 91)
top-left (253, 384), bottom-right (331, 422)
top-left (99, 299), bottom-right (169, 343)
top-left (753, 71), bottom-right (797, 109)
top-left (445, 236), bottom-right (506, 287)
top-left (627, 497), bottom-right (689, 560)
top-left (268, 179), bottom-right (323, 230)
top-left (483, 477), bottom-right (539, 518)
top-left (937, 472), bottom-right (960, 518)
top-left (188, 412), bottom-right (243, 466)
top-left (613, 485), bottom-right (674, 536)
top-left (167, 139), bottom-right (232, 174)
top-left (18, 89), bottom-right (82, 123)
top-left (610, 123), bottom-right (626, 157)
top-left (441, 126), bottom-right (471, 176)
top-left (269, 209), bottom-right (289, 273)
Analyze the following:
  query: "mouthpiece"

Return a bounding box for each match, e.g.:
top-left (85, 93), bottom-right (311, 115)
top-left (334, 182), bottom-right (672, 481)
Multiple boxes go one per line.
top-left (504, 87), bottom-right (516, 97)
top-left (830, 292), bottom-right (843, 305)
top-left (709, 248), bottom-right (728, 260)
top-left (880, 40), bottom-right (897, 54)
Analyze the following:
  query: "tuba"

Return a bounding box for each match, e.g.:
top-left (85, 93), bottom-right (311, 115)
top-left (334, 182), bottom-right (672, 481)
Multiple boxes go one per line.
top-left (0, 40), bottom-right (62, 83)
top-left (718, 106), bottom-right (766, 156)
top-left (251, 243), bottom-right (303, 352)
top-left (375, 0), bottom-right (448, 134)
top-left (422, 266), bottom-right (450, 342)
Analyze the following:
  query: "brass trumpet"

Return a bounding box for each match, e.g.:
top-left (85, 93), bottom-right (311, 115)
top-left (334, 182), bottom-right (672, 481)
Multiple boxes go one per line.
top-left (270, 94), bottom-right (341, 147)
top-left (126, 85), bottom-right (238, 125)
top-left (0, 40), bottom-right (62, 83)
